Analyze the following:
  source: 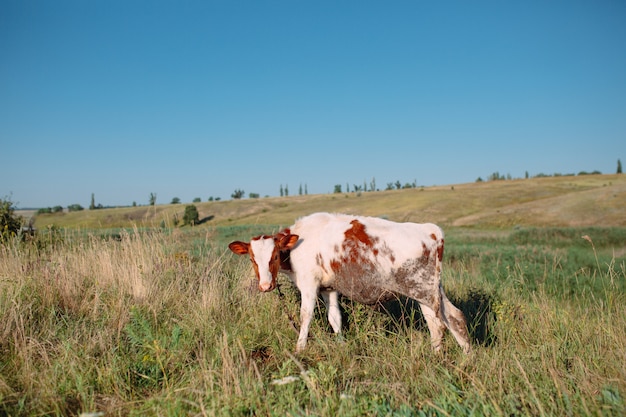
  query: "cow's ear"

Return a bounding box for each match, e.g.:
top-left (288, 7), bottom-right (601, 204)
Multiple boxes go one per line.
top-left (278, 234), bottom-right (299, 250)
top-left (228, 241), bottom-right (250, 255)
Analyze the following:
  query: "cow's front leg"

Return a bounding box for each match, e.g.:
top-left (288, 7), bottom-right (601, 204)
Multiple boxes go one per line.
top-left (296, 287), bottom-right (318, 353)
top-left (321, 290), bottom-right (342, 334)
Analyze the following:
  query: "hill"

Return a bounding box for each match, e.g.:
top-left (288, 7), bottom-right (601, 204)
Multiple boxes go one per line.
top-left (32, 174), bottom-right (626, 229)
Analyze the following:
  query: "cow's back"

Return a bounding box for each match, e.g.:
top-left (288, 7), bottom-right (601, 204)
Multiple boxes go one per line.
top-left (288, 213), bottom-right (444, 304)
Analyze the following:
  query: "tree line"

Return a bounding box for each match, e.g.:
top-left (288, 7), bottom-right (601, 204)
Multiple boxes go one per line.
top-left (26, 159), bottom-right (625, 213)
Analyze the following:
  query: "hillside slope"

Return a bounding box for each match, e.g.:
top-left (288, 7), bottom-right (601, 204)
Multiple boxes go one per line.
top-left (33, 174), bottom-right (626, 229)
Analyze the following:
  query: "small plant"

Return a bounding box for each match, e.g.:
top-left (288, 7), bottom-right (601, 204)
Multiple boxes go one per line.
top-left (67, 203), bottom-right (84, 212)
top-left (182, 205), bottom-right (199, 226)
top-left (231, 189), bottom-right (245, 199)
top-left (1, 196), bottom-right (23, 241)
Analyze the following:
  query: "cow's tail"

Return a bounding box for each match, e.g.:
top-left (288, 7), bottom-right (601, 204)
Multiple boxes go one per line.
top-left (436, 238), bottom-right (472, 353)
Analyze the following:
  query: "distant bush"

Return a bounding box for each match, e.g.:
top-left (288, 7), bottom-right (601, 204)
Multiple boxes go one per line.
top-left (249, 193), bottom-right (260, 199)
top-left (182, 205), bottom-right (199, 226)
top-left (68, 204), bottom-right (84, 212)
top-left (231, 189), bottom-right (245, 199)
top-left (1, 197), bottom-right (23, 241)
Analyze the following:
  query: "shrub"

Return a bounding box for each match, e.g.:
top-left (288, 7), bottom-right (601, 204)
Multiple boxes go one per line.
top-left (183, 205), bottom-right (199, 226)
top-left (231, 189), bottom-right (245, 199)
top-left (1, 197), bottom-right (23, 241)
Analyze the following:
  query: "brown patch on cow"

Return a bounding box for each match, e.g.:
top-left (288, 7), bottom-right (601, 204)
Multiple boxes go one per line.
top-left (345, 220), bottom-right (375, 248)
top-left (393, 257), bottom-right (438, 307)
top-left (437, 239), bottom-right (444, 262)
top-left (248, 248), bottom-right (261, 280)
top-left (422, 242), bottom-right (431, 260)
top-left (326, 220), bottom-right (395, 304)
top-left (446, 310), bottom-right (470, 346)
top-left (430, 233), bottom-right (437, 240)
top-left (330, 221), bottom-right (378, 274)
top-left (315, 253), bottom-right (324, 266)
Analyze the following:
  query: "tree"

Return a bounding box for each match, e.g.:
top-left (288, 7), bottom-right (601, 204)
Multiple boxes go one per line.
top-left (618, 159), bottom-right (623, 174)
top-left (1, 197), bottom-right (23, 242)
top-left (299, 184), bottom-right (303, 195)
top-left (171, 197), bottom-right (181, 204)
top-left (193, 197), bottom-right (201, 203)
top-left (280, 185), bottom-right (284, 197)
top-left (231, 189), bottom-right (245, 199)
top-left (284, 185), bottom-right (289, 197)
top-left (68, 204), bottom-right (84, 212)
top-left (90, 193), bottom-right (96, 210)
top-left (334, 184), bottom-right (342, 194)
top-left (149, 193), bottom-right (157, 206)
top-left (183, 205), bottom-right (199, 226)
top-left (249, 193), bottom-right (260, 198)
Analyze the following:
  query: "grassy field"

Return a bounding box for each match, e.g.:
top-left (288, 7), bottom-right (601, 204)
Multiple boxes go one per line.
top-left (30, 174), bottom-right (626, 229)
top-left (2, 175), bottom-right (625, 415)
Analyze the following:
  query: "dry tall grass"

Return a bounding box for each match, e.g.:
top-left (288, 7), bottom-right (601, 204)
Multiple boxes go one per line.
top-left (1, 229), bottom-right (625, 415)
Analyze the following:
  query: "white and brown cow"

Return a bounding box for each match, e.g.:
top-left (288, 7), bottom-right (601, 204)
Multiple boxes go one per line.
top-left (228, 212), bottom-right (470, 354)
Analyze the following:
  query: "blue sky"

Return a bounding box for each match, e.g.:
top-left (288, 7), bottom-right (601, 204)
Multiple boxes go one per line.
top-left (2, 1), bottom-right (625, 208)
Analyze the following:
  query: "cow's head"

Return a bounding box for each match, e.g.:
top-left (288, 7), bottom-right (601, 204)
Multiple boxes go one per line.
top-left (228, 230), bottom-right (299, 292)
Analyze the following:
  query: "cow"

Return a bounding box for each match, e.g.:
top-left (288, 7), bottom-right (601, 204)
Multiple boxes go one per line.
top-left (228, 212), bottom-right (471, 354)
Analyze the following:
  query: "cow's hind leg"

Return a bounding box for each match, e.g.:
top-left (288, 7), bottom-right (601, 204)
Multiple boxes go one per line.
top-left (419, 303), bottom-right (447, 352)
top-left (321, 290), bottom-right (342, 334)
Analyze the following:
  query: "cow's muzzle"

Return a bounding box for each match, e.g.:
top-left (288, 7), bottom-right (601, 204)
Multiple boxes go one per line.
top-left (258, 281), bottom-right (276, 292)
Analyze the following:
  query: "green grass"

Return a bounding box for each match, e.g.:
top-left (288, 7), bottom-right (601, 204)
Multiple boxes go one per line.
top-left (1, 226), bottom-right (625, 416)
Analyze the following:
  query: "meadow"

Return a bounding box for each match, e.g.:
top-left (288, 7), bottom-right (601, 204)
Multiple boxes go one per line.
top-left (2, 175), bottom-right (625, 416)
